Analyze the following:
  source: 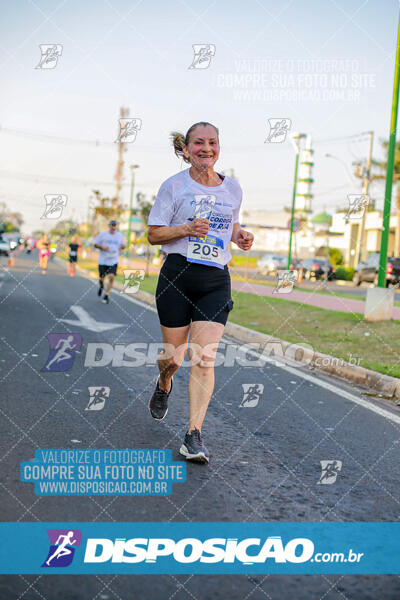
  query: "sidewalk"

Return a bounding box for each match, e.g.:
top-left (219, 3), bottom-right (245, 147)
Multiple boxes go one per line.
top-left (232, 279), bottom-right (400, 320)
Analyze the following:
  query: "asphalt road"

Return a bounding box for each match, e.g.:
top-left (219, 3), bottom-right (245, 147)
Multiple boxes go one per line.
top-left (0, 252), bottom-right (400, 599)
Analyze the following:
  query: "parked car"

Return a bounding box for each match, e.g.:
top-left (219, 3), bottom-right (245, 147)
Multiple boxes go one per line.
top-left (353, 253), bottom-right (400, 287)
top-left (257, 253), bottom-right (287, 275)
top-left (297, 258), bottom-right (334, 280)
top-left (0, 234), bottom-right (9, 257)
top-left (288, 258), bottom-right (301, 271)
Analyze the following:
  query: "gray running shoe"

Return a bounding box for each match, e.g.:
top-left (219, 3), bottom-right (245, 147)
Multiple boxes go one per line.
top-left (149, 377), bottom-right (173, 420)
top-left (180, 428), bottom-right (209, 463)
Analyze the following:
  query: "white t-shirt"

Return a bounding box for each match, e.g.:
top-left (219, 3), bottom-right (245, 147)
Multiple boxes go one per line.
top-left (148, 169), bottom-right (242, 267)
top-left (94, 231), bottom-right (125, 266)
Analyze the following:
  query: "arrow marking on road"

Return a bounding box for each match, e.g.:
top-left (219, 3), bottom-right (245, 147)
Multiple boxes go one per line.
top-left (58, 305), bottom-right (125, 332)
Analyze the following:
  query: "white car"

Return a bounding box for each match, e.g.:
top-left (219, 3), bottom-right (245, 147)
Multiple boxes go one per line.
top-left (257, 253), bottom-right (287, 275)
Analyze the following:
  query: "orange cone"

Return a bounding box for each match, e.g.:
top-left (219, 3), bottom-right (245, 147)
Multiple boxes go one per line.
top-left (8, 254), bottom-right (14, 267)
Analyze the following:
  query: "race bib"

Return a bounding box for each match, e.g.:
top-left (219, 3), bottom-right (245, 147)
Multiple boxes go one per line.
top-left (69, 250), bottom-right (77, 257)
top-left (186, 235), bottom-right (225, 269)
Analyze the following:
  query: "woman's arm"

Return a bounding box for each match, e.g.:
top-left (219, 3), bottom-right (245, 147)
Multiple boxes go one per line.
top-left (148, 219), bottom-right (209, 245)
top-left (231, 223), bottom-right (241, 244)
top-left (148, 224), bottom-right (190, 245)
top-left (231, 223), bottom-right (254, 251)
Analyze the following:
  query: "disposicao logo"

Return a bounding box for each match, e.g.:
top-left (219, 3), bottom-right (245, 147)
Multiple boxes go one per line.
top-left (83, 536), bottom-right (314, 564)
top-left (42, 529), bottom-right (82, 567)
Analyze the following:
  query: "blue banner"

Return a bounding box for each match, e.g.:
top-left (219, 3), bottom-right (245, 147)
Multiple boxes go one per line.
top-left (0, 522), bottom-right (398, 574)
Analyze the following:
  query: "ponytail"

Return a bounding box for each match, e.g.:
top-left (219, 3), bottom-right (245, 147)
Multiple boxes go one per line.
top-left (170, 131), bottom-right (189, 163)
top-left (170, 122), bottom-right (219, 163)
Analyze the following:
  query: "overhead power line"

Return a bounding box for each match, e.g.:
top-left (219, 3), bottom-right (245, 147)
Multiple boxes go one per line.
top-left (313, 131), bottom-right (372, 144)
top-left (0, 124), bottom-right (164, 151)
top-left (0, 168), bottom-right (130, 187)
top-left (0, 125), bottom-right (114, 147)
top-left (0, 168), bottom-right (161, 189)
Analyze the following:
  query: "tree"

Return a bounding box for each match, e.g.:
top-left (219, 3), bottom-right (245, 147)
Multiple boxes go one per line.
top-left (49, 219), bottom-right (77, 238)
top-left (92, 189), bottom-right (126, 229)
top-left (0, 201), bottom-right (23, 231)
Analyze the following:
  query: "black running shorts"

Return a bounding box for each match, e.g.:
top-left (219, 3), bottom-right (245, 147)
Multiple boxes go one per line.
top-left (99, 263), bottom-right (118, 277)
top-left (156, 253), bottom-right (234, 328)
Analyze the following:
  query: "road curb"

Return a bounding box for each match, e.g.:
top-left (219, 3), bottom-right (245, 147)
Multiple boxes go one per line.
top-left (223, 322), bottom-right (400, 401)
top-left (60, 258), bottom-right (400, 402)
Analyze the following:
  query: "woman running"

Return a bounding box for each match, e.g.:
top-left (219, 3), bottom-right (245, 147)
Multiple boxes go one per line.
top-left (37, 233), bottom-right (51, 274)
top-left (147, 121), bottom-right (254, 463)
top-left (68, 234), bottom-right (81, 277)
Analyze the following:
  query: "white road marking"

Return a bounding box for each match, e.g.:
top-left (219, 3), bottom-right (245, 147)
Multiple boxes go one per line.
top-left (240, 345), bottom-right (400, 426)
top-left (59, 305), bottom-right (124, 332)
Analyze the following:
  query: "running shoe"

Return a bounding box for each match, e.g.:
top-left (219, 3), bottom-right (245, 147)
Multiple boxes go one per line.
top-left (149, 377), bottom-right (173, 420)
top-left (179, 428), bottom-right (209, 463)
top-left (102, 294), bottom-right (109, 304)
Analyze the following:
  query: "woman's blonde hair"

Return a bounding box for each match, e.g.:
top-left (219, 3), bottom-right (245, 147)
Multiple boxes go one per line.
top-left (170, 122), bottom-right (219, 164)
top-left (71, 234), bottom-right (80, 244)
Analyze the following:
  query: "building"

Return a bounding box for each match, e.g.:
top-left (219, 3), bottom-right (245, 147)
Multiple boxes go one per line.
top-left (240, 209), bottom-right (315, 257)
top-left (295, 136), bottom-right (314, 212)
top-left (330, 211), bottom-right (398, 266)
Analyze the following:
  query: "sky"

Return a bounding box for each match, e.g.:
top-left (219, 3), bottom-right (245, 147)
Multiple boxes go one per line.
top-left (0, 0), bottom-right (398, 232)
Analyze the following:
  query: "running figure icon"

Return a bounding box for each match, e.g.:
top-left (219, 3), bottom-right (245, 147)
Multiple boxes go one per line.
top-left (45, 531), bottom-right (77, 566)
top-left (45, 335), bottom-right (77, 371)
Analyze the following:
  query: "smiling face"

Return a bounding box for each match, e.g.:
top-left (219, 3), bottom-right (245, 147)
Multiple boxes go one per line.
top-left (183, 124), bottom-right (220, 170)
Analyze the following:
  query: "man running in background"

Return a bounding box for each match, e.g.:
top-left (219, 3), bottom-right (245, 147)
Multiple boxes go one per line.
top-left (93, 220), bottom-right (126, 304)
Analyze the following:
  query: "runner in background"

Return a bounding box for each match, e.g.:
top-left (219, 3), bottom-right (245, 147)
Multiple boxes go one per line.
top-left (68, 234), bottom-right (82, 277)
top-left (37, 233), bottom-right (51, 274)
top-left (93, 220), bottom-right (126, 304)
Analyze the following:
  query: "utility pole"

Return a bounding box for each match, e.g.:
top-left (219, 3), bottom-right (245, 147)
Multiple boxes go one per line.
top-left (364, 7), bottom-right (400, 322)
top-left (378, 10), bottom-right (400, 287)
top-left (115, 106), bottom-right (129, 205)
top-left (84, 196), bottom-right (91, 252)
top-left (354, 131), bottom-right (374, 266)
top-left (125, 165), bottom-right (139, 258)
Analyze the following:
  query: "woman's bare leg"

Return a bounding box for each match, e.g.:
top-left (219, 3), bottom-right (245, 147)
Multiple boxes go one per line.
top-left (157, 324), bottom-right (190, 391)
top-left (187, 321), bottom-right (225, 432)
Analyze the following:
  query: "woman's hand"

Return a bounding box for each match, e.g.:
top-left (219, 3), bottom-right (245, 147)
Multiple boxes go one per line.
top-left (235, 229), bottom-right (254, 251)
top-left (187, 218), bottom-right (210, 238)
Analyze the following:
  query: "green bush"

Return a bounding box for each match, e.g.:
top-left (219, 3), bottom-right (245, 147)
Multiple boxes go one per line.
top-left (334, 266), bottom-right (355, 281)
top-left (329, 247), bottom-right (344, 267)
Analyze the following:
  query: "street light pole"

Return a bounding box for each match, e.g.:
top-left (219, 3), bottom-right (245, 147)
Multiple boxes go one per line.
top-left (378, 11), bottom-right (400, 287)
top-left (84, 196), bottom-right (91, 253)
top-left (288, 133), bottom-right (305, 269)
top-left (125, 164), bottom-right (139, 259)
top-left (354, 130), bottom-right (374, 266)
